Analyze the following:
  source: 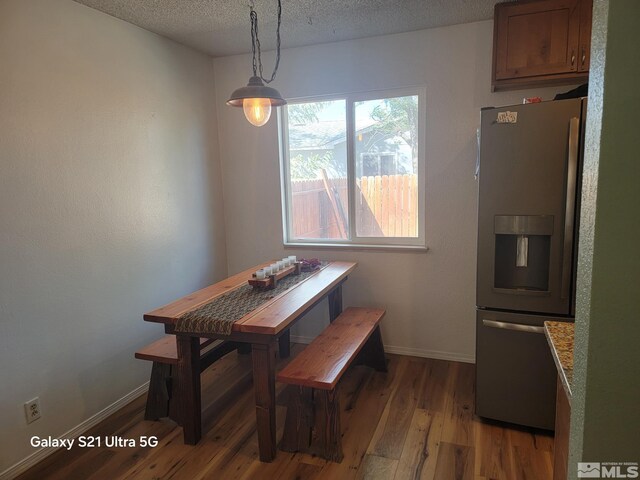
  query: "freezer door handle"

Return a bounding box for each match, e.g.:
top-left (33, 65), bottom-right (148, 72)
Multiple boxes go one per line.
top-left (482, 319), bottom-right (545, 334)
top-left (561, 117), bottom-right (580, 300)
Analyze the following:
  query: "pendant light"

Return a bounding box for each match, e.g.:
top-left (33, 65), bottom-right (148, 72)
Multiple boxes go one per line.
top-left (227, 0), bottom-right (286, 127)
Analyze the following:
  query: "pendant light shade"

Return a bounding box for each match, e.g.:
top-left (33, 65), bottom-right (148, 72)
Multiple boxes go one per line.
top-left (227, 76), bottom-right (286, 127)
top-left (226, 0), bottom-right (286, 127)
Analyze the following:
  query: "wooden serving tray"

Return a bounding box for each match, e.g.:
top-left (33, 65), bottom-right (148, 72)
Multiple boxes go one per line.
top-left (248, 262), bottom-right (302, 289)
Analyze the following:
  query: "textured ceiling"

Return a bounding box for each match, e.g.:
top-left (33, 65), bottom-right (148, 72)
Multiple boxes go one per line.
top-left (73, 0), bottom-right (513, 57)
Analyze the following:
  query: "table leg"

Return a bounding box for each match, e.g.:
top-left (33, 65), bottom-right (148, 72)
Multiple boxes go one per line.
top-left (278, 329), bottom-right (291, 358)
top-left (252, 341), bottom-right (277, 462)
top-left (176, 335), bottom-right (201, 445)
top-left (328, 284), bottom-right (343, 322)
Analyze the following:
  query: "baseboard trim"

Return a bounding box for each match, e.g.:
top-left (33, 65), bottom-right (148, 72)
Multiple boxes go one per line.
top-left (290, 335), bottom-right (475, 364)
top-left (382, 345), bottom-right (475, 364)
top-left (0, 382), bottom-right (149, 480)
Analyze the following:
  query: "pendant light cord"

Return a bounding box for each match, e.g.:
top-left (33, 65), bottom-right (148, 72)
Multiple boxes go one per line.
top-left (250, 0), bottom-right (282, 84)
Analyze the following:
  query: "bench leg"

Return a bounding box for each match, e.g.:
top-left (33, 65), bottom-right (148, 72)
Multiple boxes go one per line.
top-left (281, 386), bottom-right (314, 452)
top-left (278, 329), bottom-right (291, 358)
top-left (356, 325), bottom-right (388, 372)
top-left (144, 362), bottom-right (172, 421)
top-left (314, 389), bottom-right (343, 462)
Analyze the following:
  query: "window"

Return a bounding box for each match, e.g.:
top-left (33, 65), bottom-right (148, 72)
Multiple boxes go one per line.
top-left (280, 88), bottom-right (425, 248)
top-left (360, 153), bottom-right (398, 177)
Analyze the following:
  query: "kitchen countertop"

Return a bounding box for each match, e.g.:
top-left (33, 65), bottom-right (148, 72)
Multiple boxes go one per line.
top-left (544, 321), bottom-right (574, 401)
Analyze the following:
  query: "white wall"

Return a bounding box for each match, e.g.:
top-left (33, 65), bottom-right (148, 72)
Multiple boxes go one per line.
top-left (213, 21), bottom-right (580, 361)
top-left (0, 0), bottom-right (226, 472)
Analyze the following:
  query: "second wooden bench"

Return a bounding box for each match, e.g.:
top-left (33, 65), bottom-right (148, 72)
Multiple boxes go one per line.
top-left (277, 307), bottom-right (387, 462)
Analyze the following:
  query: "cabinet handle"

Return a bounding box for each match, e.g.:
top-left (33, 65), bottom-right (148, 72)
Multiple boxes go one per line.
top-left (482, 319), bottom-right (545, 334)
top-left (581, 47), bottom-right (586, 66)
top-left (561, 117), bottom-right (580, 300)
top-left (571, 51), bottom-right (576, 66)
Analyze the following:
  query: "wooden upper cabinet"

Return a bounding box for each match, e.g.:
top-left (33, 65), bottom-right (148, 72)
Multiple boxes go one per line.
top-left (492, 0), bottom-right (593, 91)
top-left (578, 0), bottom-right (592, 71)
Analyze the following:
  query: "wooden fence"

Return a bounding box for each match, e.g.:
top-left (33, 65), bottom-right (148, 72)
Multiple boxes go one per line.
top-left (290, 174), bottom-right (418, 239)
top-left (290, 178), bottom-right (348, 239)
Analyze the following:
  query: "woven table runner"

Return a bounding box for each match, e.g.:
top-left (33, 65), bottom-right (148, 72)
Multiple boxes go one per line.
top-left (175, 264), bottom-right (327, 335)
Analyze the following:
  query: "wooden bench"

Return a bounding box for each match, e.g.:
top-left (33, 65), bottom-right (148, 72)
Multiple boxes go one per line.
top-left (277, 307), bottom-right (387, 462)
top-left (135, 336), bottom-right (241, 422)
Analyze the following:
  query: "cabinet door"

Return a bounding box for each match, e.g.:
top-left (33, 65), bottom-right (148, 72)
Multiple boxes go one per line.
top-left (494, 0), bottom-right (581, 80)
top-left (578, 0), bottom-right (593, 71)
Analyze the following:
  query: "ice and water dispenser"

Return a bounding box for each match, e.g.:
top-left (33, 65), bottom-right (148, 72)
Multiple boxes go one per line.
top-left (493, 215), bottom-right (553, 294)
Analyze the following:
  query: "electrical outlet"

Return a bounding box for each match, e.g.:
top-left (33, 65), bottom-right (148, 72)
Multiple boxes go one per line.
top-left (24, 398), bottom-right (41, 424)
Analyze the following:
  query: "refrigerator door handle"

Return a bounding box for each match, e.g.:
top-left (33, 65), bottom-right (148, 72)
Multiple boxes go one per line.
top-left (561, 117), bottom-right (580, 300)
top-left (482, 319), bottom-right (545, 334)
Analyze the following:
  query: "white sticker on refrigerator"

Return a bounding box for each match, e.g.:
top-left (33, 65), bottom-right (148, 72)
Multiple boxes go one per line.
top-left (496, 111), bottom-right (518, 123)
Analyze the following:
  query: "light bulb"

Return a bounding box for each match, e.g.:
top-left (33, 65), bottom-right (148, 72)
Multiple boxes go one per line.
top-left (243, 98), bottom-right (272, 127)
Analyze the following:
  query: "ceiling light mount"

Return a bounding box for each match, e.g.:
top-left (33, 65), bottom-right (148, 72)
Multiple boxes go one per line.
top-left (226, 0), bottom-right (286, 127)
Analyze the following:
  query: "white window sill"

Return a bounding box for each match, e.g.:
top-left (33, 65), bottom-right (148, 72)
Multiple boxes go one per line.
top-left (283, 242), bottom-right (429, 253)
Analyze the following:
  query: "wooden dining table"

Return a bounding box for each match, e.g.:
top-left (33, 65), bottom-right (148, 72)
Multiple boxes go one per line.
top-left (143, 260), bottom-right (357, 462)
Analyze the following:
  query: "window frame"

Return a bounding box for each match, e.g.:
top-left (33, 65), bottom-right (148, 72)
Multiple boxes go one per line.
top-left (279, 86), bottom-right (427, 250)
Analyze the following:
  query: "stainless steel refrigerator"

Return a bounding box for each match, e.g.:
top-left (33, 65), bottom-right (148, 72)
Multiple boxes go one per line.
top-left (475, 98), bottom-right (586, 430)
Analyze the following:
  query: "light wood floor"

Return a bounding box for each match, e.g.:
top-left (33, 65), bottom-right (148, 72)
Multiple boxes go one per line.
top-left (18, 344), bottom-right (554, 480)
